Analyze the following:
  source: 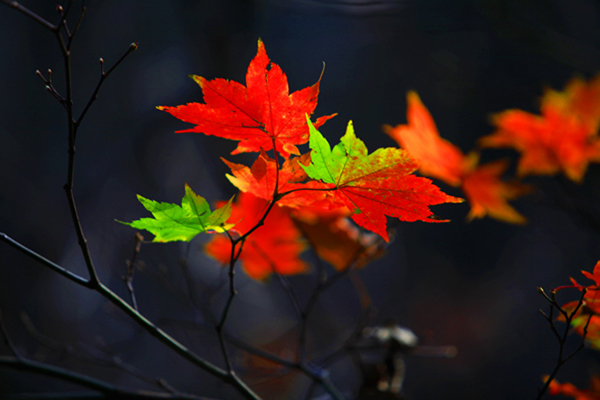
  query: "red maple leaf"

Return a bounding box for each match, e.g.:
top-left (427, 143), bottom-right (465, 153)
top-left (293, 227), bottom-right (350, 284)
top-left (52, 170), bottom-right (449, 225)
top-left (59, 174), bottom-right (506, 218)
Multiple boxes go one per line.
top-left (158, 39), bottom-right (335, 158)
top-left (386, 91), bottom-right (529, 224)
top-left (204, 192), bottom-right (308, 280)
top-left (480, 75), bottom-right (600, 182)
top-left (304, 118), bottom-right (463, 241)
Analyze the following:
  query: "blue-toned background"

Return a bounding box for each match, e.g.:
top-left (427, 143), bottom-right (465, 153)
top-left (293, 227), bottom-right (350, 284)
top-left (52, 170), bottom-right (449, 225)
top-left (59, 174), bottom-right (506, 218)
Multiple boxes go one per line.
top-left (2, 1), bottom-right (600, 399)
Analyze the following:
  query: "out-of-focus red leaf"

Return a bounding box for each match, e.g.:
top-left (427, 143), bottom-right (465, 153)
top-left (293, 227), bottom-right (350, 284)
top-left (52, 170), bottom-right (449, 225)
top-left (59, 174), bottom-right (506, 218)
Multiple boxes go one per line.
top-left (204, 192), bottom-right (307, 280)
top-left (547, 375), bottom-right (600, 399)
top-left (481, 75), bottom-right (600, 182)
top-left (386, 92), bottom-right (529, 224)
top-left (461, 158), bottom-right (530, 224)
top-left (385, 91), bottom-right (466, 187)
top-left (291, 205), bottom-right (385, 271)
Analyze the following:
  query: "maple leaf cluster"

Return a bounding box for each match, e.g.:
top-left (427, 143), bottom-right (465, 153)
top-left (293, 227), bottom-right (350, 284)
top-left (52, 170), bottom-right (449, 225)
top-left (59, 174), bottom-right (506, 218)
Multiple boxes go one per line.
top-left (385, 92), bottom-right (530, 224)
top-left (123, 39), bottom-right (461, 280)
top-left (385, 76), bottom-right (600, 224)
top-left (482, 76), bottom-right (600, 182)
top-left (122, 38), bottom-right (600, 279)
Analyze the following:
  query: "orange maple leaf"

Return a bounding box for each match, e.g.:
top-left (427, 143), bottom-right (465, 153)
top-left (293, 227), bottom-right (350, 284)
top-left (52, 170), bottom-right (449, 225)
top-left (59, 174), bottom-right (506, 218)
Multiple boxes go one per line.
top-left (222, 150), bottom-right (332, 208)
top-left (385, 91), bottom-right (466, 187)
top-left (291, 205), bottom-right (385, 271)
top-left (386, 91), bottom-right (529, 224)
top-left (461, 157), bottom-right (530, 224)
top-left (158, 39), bottom-right (335, 158)
top-left (480, 75), bottom-right (600, 182)
top-left (204, 192), bottom-right (308, 280)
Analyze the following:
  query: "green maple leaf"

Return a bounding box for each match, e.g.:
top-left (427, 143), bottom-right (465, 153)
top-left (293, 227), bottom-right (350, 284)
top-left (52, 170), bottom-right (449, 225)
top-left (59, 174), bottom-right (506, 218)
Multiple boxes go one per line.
top-left (119, 184), bottom-right (234, 242)
top-left (303, 116), bottom-right (463, 241)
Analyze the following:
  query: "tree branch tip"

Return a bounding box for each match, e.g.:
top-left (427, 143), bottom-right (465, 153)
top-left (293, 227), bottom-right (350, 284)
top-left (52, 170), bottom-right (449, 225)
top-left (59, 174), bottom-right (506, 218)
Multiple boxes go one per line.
top-left (130, 42), bottom-right (139, 50)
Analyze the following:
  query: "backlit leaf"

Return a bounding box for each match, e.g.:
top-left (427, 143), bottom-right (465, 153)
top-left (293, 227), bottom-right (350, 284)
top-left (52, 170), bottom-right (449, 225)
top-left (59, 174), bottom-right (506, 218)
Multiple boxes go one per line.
top-left (223, 150), bottom-right (332, 208)
top-left (384, 91), bottom-right (466, 186)
top-left (387, 92), bottom-right (529, 224)
top-left (158, 39), bottom-right (335, 158)
top-left (119, 184), bottom-right (233, 242)
top-left (303, 117), bottom-right (463, 241)
top-left (204, 192), bottom-right (308, 280)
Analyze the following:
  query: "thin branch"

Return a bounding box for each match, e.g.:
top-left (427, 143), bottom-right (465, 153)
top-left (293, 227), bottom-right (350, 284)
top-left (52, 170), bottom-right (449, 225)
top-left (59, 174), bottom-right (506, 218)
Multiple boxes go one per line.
top-left (273, 273), bottom-right (303, 319)
top-left (537, 287), bottom-right (591, 399)
top-left (0, 233), bottom-right (90, 287)
top-left (35, 69), bottom-right (66, 106)
top-left (0, 233), bottom-right (269, 396)
top-left (0, 1), bottom-right (56, 30)
top-left (69, 1), bottom-right (87, 44)
top-left (0, 356), bottom-right (208, 399)
top-left (75, 42), bottom-right (138, 131)
top-left (123, 232), bottom-right (144, 311)
top-left (54, 1), bottom-right (74, 36)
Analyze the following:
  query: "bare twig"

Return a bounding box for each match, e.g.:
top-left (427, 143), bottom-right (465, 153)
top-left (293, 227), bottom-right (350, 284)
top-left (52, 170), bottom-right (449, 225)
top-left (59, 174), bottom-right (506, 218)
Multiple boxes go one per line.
top-left (0, 3), bottom-right (262, 398)
top-left (0, 1), bottom-right (55, 30)
top-left (0, 232), bottom-right (90, 287)
top-left (537, 287), bottom-right (592, 399)
top-left (0, 356), bottom-right (210, 399)
top-left (124, 232), bottom-right (144, 311)
top-left (75, 42), bottom-right (138, 131)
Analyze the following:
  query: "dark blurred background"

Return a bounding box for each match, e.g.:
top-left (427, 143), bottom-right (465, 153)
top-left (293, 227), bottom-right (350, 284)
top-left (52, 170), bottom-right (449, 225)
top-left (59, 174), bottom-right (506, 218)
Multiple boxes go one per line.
top-left (1, 0), bottom-right (600, 399)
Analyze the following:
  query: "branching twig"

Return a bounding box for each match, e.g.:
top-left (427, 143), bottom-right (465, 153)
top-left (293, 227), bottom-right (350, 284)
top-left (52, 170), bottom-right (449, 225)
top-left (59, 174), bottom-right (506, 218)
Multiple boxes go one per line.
top-left (76, 42), bottom-right (138, 132)
top-left (0, 2), bottom-right (261, 399)
top-left (537, 287), bottom-right (593, 399)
